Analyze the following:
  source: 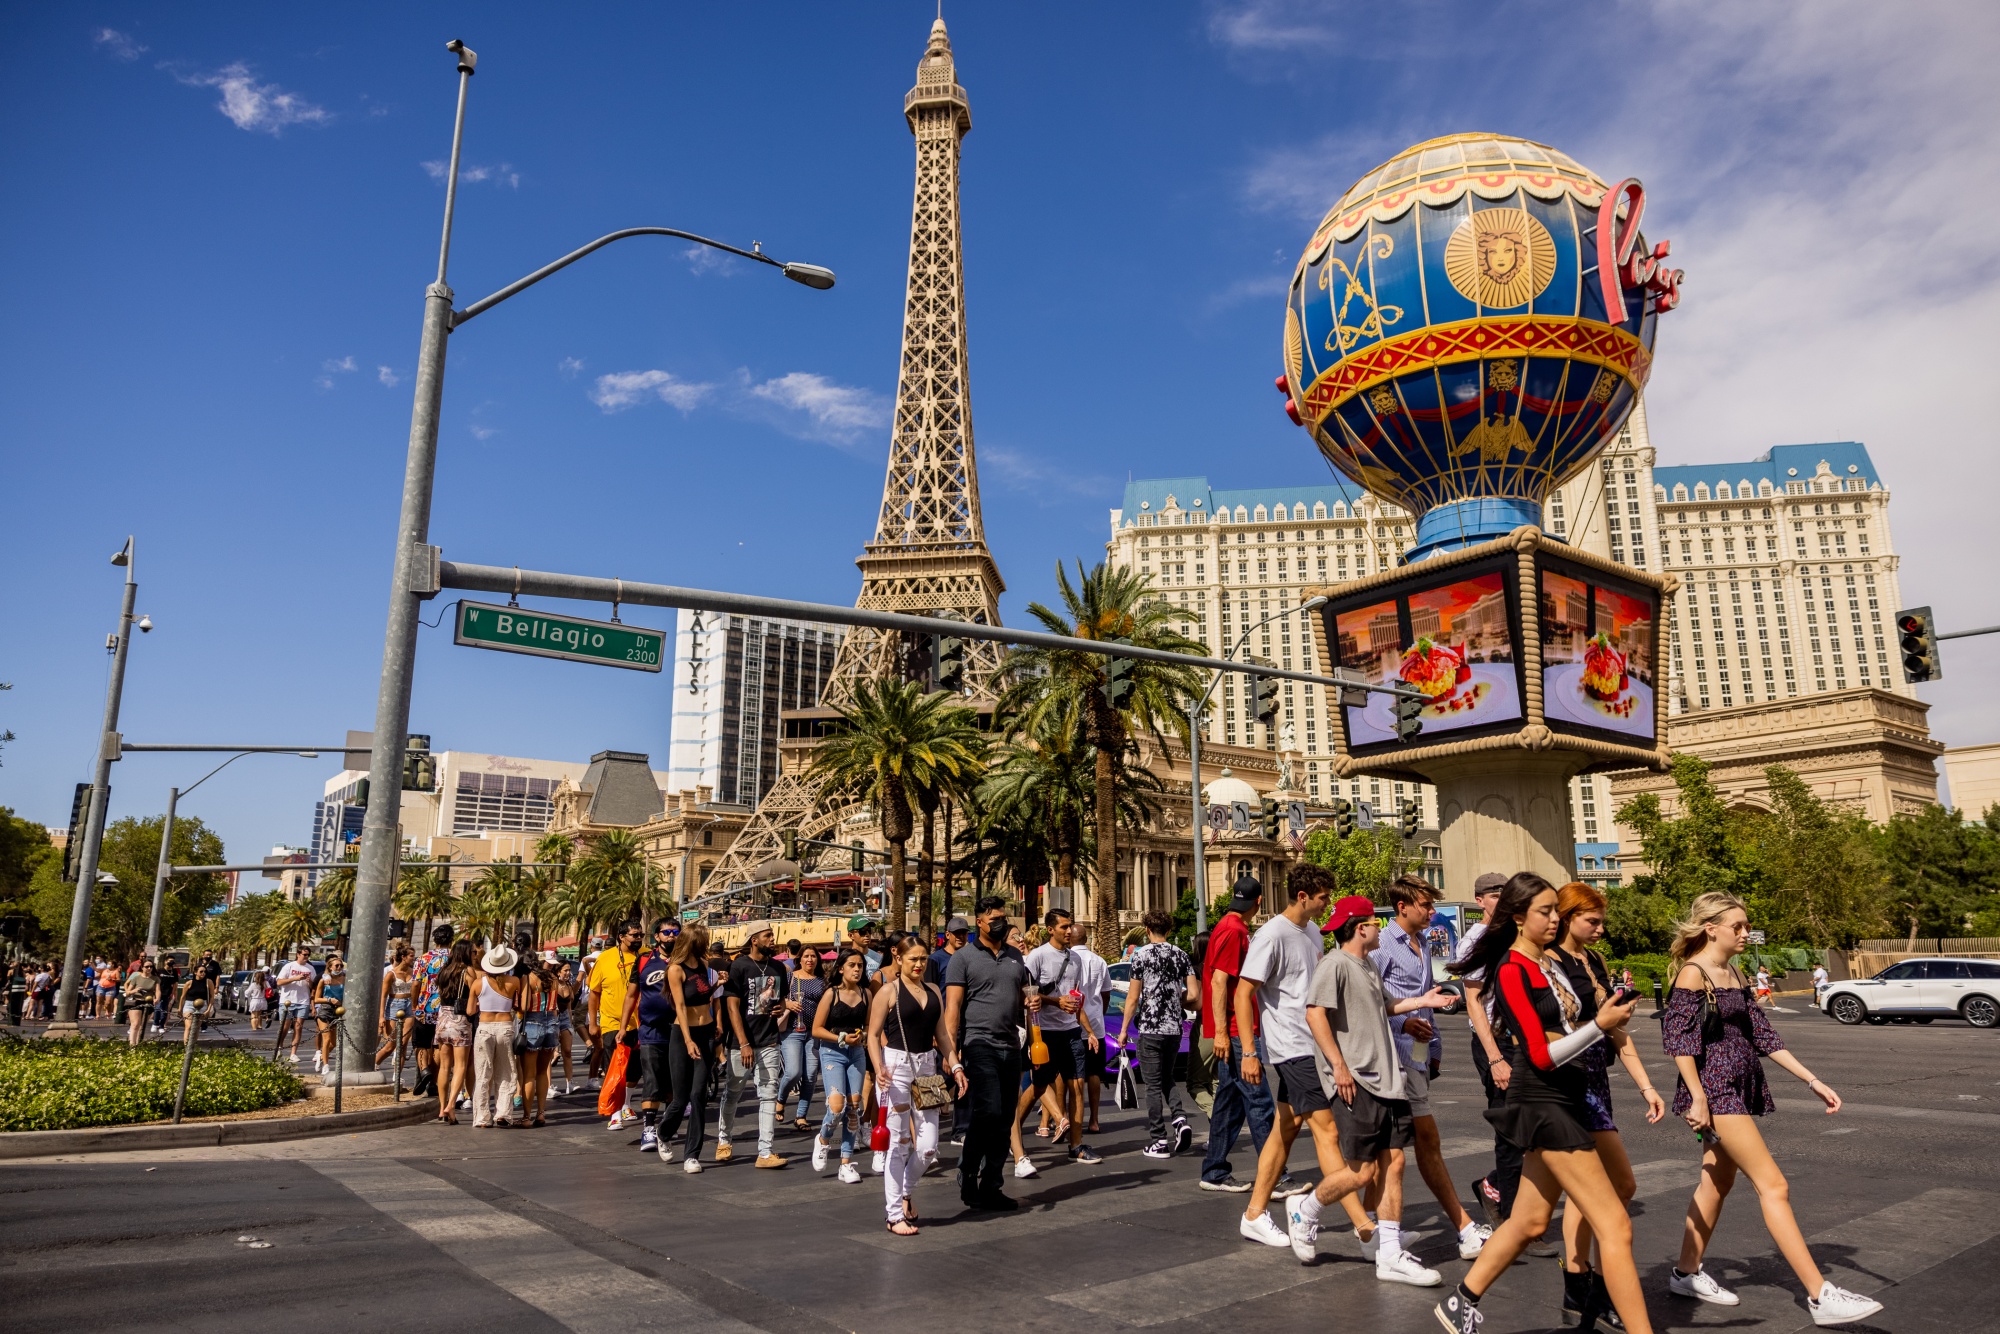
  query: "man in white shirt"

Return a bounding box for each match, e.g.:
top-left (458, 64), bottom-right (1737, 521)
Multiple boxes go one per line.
top-left (1015, 909), bottom-right (1102, 1171)
top-left (1234, 865), bottom-right (1333, 1245)
top-left (1072, 940), bottom-right (1113, 1133)
top-left (1811, 963), bottom-right (1830, 1009)
top-left (274, 947), bottom-right (317, 1064)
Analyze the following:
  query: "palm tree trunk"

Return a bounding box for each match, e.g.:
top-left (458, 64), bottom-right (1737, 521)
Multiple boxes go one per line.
top-left (889, 840), bottom-right (908, 932)
top-left (920, 805), bottom-right (936, 938)
top-left (942, 802), bottom-right (954, 923)
top-left (1092, 707), bottom-right (1120, 960)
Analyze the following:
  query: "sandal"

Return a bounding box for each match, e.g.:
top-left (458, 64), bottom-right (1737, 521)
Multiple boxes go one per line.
top-left (886, 1219), bottom-right (920, 1236)
top-left (902, 1197), bottom-right (918, 1222)
top-left (530, 1116), bottom-right (547, 1128)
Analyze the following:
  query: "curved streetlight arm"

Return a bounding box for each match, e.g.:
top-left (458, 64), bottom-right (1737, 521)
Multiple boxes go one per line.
top-left (450, 228), bottom-right (833, 329)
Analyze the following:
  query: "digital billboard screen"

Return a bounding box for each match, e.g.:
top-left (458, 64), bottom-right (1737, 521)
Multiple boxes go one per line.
top-left (1331, 559), bottom-right (1524, 754)
top-left (1538, 557), bottom-right (1658, 743)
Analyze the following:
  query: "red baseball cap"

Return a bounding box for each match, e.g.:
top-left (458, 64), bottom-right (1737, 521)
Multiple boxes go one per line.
top-left (1322, 895), bottom-right (1380, 935)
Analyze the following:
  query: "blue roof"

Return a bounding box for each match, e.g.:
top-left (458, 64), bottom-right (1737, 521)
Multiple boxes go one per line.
top-left (1652, 442), bottom-right (1881, 497)
top-left (1118, 475), bottom-right (1380, 527)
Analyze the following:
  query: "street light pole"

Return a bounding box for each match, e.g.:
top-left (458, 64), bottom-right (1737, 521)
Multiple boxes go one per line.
top-left (1187, 596), bottom-right (1326, 936)
top-left (146, 785), bottom-right (179, 957)
top-left (51, 538), bottom-right (140, 1031)
top-left (345, 39), bottom-right (475, 1082)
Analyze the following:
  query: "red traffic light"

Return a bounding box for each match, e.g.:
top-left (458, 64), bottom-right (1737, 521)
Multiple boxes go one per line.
top-left (1897, 614), bottom-right (1923, 635)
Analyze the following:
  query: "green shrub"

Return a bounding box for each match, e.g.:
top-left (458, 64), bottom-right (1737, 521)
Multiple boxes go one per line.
top-left (0, 1034), bottom-right (305, 1132)
top-left (1606, 953), bottom-right (1674, 989)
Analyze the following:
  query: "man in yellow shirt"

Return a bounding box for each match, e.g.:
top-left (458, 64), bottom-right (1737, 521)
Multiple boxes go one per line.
top-left (587, 922), bottom-right (644, 1103)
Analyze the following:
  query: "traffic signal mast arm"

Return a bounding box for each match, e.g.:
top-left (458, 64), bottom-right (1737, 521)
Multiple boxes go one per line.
top-left (436, 559), bottom-right (1422, 702)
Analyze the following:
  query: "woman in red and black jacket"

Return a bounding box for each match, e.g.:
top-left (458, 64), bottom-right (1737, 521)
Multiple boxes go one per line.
top-left (1435, 874), bottom-right (1650, 1334)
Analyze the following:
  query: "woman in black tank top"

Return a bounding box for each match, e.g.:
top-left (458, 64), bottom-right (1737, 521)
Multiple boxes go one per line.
top-left (867, 937), bottom-right (969, 1235)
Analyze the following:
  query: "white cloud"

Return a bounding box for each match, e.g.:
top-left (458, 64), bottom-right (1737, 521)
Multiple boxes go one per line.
top-left (93, 28), bottom-right (146, 61)
top-left (421, 160), bottom-right (520, 189)
top-left (558, 357), bottom-right (584, 379)
top-left (377, 365), bottom-right (399, 387)
top-left (175, 63), bottom-right (331, 135)
top-left (315, 356), bottom-right (357, 390)
top-left (982, 445), bottom-right (1110, 500)
top-left (1205, 0), bottom-right (1341, 52)
top-left (683, 245), bottom-right (736, 277)
top-left (469, 423), bottom-right (498, 441)
top-left (744, 371), bottom-right (890, 445)
top-left (590, 370), bottom-right (714, 413)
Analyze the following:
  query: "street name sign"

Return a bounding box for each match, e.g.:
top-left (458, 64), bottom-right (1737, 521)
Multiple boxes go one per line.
top-left (455, 601), bottom-right (665, 672)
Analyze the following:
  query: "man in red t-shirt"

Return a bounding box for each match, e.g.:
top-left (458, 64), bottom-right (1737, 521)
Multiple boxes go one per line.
top-left (1199, 874), bottom-right (1299, 1196)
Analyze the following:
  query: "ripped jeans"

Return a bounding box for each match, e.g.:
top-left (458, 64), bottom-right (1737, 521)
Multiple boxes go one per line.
top-left (879, 1046), bottom-right (942, 1224)
top-left (817, 1039), bottom-right (867, 1161)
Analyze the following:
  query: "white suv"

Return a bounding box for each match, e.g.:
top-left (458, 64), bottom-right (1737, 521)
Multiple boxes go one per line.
top-left (1822, 957), bottom-right (2000, 1028)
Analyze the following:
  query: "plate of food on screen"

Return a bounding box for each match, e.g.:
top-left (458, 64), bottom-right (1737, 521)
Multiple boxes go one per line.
top-left (1544, 637), bottom-right (1655, 737)
top-left (1399, 638), bottom-right (1490, 716)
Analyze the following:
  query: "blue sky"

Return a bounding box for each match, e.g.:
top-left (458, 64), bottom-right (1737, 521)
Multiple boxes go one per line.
top-left (5, 2), bottom-right (1998, 859)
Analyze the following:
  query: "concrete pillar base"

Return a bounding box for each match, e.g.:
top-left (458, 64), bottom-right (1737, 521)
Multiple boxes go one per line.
top-left (1419, 749), bottom-right (1589, 899)
top-left (40, 1022), bottom-right (82, 1037)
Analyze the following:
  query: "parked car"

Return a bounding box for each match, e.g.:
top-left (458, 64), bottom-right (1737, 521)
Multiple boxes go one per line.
top-left (1822, 958), bottom-right (2000, 1028)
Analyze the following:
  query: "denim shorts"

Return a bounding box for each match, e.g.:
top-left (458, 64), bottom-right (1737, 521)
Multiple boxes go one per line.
top-left (279, 1002), bottom-right (308, 1021)
top-left (388, 998), bottom-right (412, 1020)
top-left (519, 1017), bottom-right (560, 1051)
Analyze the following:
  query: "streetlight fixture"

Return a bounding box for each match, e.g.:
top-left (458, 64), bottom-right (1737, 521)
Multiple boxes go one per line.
top-left (1187, 593), bottom-right (1328, 934)
top-left (49, 538), bottom-right (143, 1031)
top-left (342, 40), bottom-right (835, 1076)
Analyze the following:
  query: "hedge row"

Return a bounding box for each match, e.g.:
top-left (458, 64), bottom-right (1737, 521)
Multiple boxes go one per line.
top-left (0, 1035), bottom-right (305, 1132)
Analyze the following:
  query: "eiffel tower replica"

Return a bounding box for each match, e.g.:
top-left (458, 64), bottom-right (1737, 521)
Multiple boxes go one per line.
top-left (710, 15), bottom-right (1005, 893)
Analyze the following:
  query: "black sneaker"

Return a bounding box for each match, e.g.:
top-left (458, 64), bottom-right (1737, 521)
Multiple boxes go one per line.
top-left (973, 1190), bottom-right (1019, 1211)
top-left (1069, 1144), bottom-right (1103, 1165)
top-left (1472, 1176), bottom-right (1504, 1231)
top-left (1142, 1138), bottom-right (1173, 1159)
top-left (1435, 1290), bottom-right (1484, 1334)
top-left (1173, 1116), bottom-right (1193, 1154)
top-left (1525, 1228), bottom-right (1561, 1259)
top-left (1200, 1176), bottom-right (1252, 1193)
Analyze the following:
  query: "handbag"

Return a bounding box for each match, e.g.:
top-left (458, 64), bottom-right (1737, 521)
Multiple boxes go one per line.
top-left (1696, 967), bottom-right (1725, 1046)
top-left (893, 980), bottom-right (954, 1110)
top-left (1114, 1046), bottom-right (1139, 1110)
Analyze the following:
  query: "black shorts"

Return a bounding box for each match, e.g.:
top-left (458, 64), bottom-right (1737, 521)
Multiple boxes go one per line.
top-left (1332, 1083), bottom-right (1416, 1162)
top-left (1031, 1027), bottom-right (1084, 1090)
top-left (1084, 1037), bottom-right (1107, 1081)
top-left (638, 1044), bottom-right (671, 1104)
top-left (412, 1021), bottom-right (437, 1051)
top-left (1272, 1056), bottom-right (1333, 1116)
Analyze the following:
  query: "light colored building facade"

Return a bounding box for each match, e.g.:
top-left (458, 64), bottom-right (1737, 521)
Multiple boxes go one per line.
top-left (1107, 478), bottom-right (1438, 833)
top-left (1942, 744), bottom-right (2000, 821)
top-left (668, 611), bottom-right (845, 810)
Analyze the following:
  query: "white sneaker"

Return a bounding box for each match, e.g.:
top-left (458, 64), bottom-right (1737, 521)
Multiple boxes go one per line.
top-left (1014, 1155), bottom-right (1038, 1179)
top-left (606, 1108), bottom-right (631, 1130)
top-left (837, 1161), bottom-right (862, 1184)
top-left (873, 1150), bottom-right (887, 1175)
top-left (1457, 1222), bottom-right (1492, 1260)
top-left (1355, 1225), bottom-right (1381, 1262)
top-left (1240, 1209), bottom-right (1291, 1248)
top-left (1808, 1282), bottom-right (1883, 1326)
top-left (656, 1135), bottom-right (674, 1163)
top-left (1669, 1267), bottom-right (1740, 1306)
top-left (1376, 1248), bottom-right (1442, 1287)
top-left (1284, 1196), bottom-right (1320, 1263)
top-left (682, 1156), bottom-right (702, 1174)
top-left (811, 1137), bottom-right (830, 1173)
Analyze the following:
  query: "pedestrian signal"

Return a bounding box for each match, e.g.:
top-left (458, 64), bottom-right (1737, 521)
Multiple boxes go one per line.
top-left (1102, 653), bottom-right (1135, 708)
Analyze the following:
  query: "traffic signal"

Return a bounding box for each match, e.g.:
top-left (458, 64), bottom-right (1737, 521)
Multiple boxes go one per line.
top-left (509, 854), bottom-right (522, 884)
top-left (1400, 799), bottom-right (1420, 840)
top-left (1393, 690), bottom-right (1424, 742)
top-left (1251, 676), bottom-right (1280, 727)
top-left (402, 735), bottom-right (435, 791)
top-left (936, 635), bottom-right (968, 693)
top-left (61, 782), bottom-right (89, 883)
top-left (1896, 606), bottom-right (1942, 683)
top-left (1330, 796), bottom-right (1355, 840)
top-left (850, 840), bottom-right (865, 874)
top-left (780, 828), bottom-right (798, 862)
top-left (1101, 653), bottom-right (1135, 708)
top-left (1259, 799), bottom-right (1285, 840)
top-left (386, 917), bottom-right (408, 940)
top-left (353, 777), bottom-right (370, 810)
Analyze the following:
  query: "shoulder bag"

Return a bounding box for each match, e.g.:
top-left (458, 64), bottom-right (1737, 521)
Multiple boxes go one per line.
top-left (894, 980), bottom-right (954, 1110)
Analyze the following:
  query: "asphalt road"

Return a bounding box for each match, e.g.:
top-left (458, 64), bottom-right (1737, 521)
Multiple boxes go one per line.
top-left (5, 1004), bottom-right (1996, 1333)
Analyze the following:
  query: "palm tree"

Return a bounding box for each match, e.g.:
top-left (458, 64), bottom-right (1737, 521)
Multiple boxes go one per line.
top-left (395, 851), bottom-right (457, 952)
top-left (317, 847), bottom-right (360, 951)
top-left (911, 726), bottom-right (990, 936)
top-left (977, 721), bottom-right (1093, 925)
top-left (809, 675), bottom-right (985, 932)
top-left (453, 884), bottom-right (508, 946)
top-left (998, 560), bottom-right (1204, 956)
top-left (572, 829), bottom-right (672, 932)
top-left (260, 897), bottom-right (329, 956)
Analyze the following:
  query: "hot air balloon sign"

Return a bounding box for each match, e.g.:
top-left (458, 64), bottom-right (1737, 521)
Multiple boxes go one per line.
top-left (1279, 134), bottom-right (1683, 562)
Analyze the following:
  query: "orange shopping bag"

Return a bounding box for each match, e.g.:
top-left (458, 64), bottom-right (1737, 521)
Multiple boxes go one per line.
top-left (597, 1042), bottom-right (630, 1117)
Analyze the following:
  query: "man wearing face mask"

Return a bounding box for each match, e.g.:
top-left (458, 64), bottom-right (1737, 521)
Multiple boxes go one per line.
top-left (942, 895), bottom-right (1036, 1212)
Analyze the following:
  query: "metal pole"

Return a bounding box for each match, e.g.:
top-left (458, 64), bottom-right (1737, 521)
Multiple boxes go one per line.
top-left (1189, 701), bottom-right (1206, 936)
top-left (348, 45), bottom-right (474, 1076)
top-left (171, 1000), bottom-right (199, 1123)
top-left (145, 786), bottom-right (178, 958)
top-left (52, 539), bottom-right (138, 1031)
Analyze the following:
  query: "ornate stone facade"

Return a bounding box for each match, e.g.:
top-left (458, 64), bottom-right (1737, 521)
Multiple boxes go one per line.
top-left (1608, 687), bottom-right (1942, 846)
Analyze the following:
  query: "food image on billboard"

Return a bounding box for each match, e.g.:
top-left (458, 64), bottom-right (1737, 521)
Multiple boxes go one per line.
top-left (1336, 570), bottom-right (1523, 749)
top-left (1540, 565), bottom-right (1656, 741)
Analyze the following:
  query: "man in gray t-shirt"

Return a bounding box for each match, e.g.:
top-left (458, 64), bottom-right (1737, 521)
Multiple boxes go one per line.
top-left (1274, 894), bottom-right (1452, 1283)
top-left (944, 897), bottom-right (1038, 1208)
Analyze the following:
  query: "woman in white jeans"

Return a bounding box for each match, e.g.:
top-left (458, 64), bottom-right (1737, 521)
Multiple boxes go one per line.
top-left (468, 944), bottom-right (523, 1128)
top-left (867, 937), bottom-right (969, 1236)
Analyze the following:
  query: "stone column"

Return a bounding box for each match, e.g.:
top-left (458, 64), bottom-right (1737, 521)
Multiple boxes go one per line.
top-left (1423, 749), bottom-right (1588, 898)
